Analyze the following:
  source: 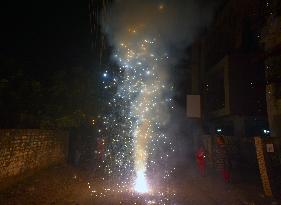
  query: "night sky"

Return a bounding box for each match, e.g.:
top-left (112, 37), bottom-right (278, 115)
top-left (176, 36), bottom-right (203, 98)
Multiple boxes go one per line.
top-left (1, 0), bottom-right (93, 71)
top-left (0, 0), bottom-right (223, 128)
top-left (0, 0), bottom-right (103, 128)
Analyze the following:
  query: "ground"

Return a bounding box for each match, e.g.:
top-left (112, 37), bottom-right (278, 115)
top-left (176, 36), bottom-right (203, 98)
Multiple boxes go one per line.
top-left (0, 163), bottom-right (279, 205)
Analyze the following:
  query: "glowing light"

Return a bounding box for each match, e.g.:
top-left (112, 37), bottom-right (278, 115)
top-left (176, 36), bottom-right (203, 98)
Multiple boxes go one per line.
top-left (216, 128), bottom-right (222, 133)
top-left (134, 170), bottom-right (149, 193)
top-left (263, 129), bottom-right (270, 134)
top-left (159, 4), bottom-right (165, 10)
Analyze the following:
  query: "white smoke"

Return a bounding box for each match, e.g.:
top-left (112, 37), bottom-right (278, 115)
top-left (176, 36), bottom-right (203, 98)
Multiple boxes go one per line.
top-left (100, 0), bottom-right (215, 192)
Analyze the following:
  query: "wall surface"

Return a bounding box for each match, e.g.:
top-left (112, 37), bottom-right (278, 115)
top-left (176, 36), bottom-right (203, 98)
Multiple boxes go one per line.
top-left (0, 129), bottom-right (68, 190)
top-left (262, 16), bottom-right (281, 137)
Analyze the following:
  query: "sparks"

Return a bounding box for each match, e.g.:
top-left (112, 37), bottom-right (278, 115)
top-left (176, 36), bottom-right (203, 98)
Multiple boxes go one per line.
top-left (99, 5), bottom-right (176, 194)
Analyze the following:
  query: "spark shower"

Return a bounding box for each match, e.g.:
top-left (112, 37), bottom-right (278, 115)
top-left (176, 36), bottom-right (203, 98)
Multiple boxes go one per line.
top-left (115, 37), bottom-right (174, 193)
top-left (101, 31), bottom-right (175, 193)
top-left (99, 0), bottom-right (213, 193)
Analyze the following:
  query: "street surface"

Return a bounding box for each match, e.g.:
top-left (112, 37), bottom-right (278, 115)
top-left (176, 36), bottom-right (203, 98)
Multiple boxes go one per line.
top-left (0, 164), bottom-right (278, 205)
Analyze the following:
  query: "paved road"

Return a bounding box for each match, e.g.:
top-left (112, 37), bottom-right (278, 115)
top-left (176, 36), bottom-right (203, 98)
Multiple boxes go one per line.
top-left (80, 165), bottom-right (271, 205)
top-left (0, 164), bottom-right (277, 205)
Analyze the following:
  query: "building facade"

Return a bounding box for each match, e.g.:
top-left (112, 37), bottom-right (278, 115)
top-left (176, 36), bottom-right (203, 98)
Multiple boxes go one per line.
top-left (260, 0), bottom-right (281, 137)
top-left (191, 0), bottom-right (271, 137)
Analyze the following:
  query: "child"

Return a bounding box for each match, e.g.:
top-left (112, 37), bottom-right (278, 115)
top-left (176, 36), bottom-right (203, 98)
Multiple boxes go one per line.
top-left (196, 145), bottom-right (206, 177)
top-left (215, 136), bottom-right (231, 183)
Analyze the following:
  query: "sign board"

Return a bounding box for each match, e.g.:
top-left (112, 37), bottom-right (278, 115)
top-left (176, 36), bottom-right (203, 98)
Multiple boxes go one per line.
top-left (266, 144), bottom-right (274, 153)
top-left (186, 95), bottom-right (201, 118)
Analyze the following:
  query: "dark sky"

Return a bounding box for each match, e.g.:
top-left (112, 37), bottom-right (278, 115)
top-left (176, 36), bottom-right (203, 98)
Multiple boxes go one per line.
top-left (1, 0), bottom-right (93, 70)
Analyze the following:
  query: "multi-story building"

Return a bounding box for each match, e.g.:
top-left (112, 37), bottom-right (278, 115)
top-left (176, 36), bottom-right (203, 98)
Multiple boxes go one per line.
top-left (260, 0), bottom-right (281, 137)
top-left (191, 0), bottom-right (270, 137)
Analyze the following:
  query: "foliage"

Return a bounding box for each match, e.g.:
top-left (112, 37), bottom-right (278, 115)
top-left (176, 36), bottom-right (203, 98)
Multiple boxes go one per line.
top-left (0, 58), bottom-right (98, 129)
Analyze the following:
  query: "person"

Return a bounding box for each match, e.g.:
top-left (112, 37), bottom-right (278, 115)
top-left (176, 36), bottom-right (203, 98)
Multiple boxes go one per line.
top-left (214, 136), bottom-right (231, 183)
top-left (196, 144), bottom-right (206, 177)
top-left (73, 135), bottom-right (82, 166)
top-left (96, 137), bottom-right (105, 161)
top-left (74, 147), bottom-right (81, 166)
top-left (223, 155), bottom-right (231, 183)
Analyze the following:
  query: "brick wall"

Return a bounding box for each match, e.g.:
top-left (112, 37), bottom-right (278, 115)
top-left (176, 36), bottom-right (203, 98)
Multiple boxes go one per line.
top-left (0, 129), bottom-right (68, 190)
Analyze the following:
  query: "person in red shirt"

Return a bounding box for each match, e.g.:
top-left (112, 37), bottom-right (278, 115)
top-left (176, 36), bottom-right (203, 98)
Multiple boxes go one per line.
top-left (215, 136), bottom-right (231, 183)
top-left (196, 145), bottom-right (206, 177)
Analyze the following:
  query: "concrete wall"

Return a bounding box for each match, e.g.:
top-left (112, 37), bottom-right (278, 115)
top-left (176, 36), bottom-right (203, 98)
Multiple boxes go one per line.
top-left (0, 129), bottom-right (68, 190)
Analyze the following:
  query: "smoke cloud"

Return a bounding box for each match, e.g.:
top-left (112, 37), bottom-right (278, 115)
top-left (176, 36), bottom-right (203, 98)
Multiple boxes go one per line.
top-left (100, 0), bottom-right (215, 192)
top-left (103, 0), bottom-right (214, 57)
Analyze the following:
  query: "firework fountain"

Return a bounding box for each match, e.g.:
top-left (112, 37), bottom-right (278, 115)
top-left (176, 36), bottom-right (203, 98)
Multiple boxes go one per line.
top-left (117, 37), bottom-right (173, 193)
top-left (94, 0), bottom-right (214, 201)
top-left (101, 32), bottom-right (174, 194)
